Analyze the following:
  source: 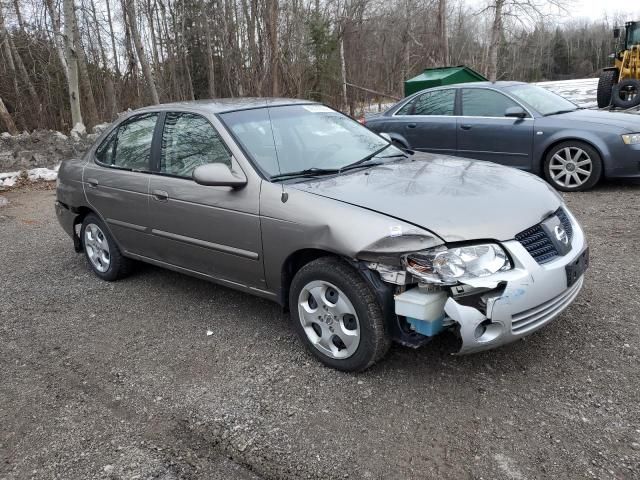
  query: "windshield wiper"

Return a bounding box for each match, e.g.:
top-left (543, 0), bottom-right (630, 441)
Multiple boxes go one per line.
top-left (270, 167), bottom-right (340, 181)
top-left (338, 145), bottom-right (394, 173)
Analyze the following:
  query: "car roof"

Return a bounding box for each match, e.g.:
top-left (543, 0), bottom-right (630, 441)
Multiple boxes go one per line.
top-left (135, 97), bottom-right (317, 115)
top-left (435, 81), bottom-right (528, 90)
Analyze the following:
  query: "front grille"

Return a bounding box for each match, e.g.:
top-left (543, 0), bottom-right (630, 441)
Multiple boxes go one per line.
top-left (515, 208), bottom-right (573, 264)
top-left (511, 276), bottom-right (583, 334)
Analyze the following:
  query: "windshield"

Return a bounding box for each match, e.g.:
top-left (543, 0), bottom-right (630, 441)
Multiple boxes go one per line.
top-left (220, 104), bottom-right (399, 178)
top-left (627, 23), bottom-right (640, 49)
top-left (505, 84), bottom-right (578, 116)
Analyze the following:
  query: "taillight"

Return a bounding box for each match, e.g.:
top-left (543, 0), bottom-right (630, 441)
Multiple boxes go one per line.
top-left (358, 116), bottom-right (366, 125)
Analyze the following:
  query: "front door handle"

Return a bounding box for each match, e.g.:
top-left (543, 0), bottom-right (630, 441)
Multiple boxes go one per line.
top-left (152, 190), bottom-right (169, 202)
top-left (460, 124), bottom-right (472, 130)
top-left (87, 178), bottom-right (99, 187)
top-left (406, 123), bottom-right (417, 129)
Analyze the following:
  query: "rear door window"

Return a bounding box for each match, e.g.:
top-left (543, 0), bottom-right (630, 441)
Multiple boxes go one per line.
top-left (95, 113), bottom-right (158, 170)
top-left (412, 89), bottom-right (456, 116)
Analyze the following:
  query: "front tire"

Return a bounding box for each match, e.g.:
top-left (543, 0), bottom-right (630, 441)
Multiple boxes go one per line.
top-left (289, 257), bottom-right (391, 372)
top-left (80, 214), bottom-right (132, 281)
top-left (543, 141), bottom-right (602, 192)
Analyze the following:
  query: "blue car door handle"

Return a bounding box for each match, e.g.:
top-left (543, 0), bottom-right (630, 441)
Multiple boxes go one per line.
top-left (406, 123), bottom-right (417, 129)
top-left (460, 124), bottom-right (472, 130)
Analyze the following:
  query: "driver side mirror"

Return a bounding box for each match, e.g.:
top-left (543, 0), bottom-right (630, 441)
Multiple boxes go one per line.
top-left (613, 27), bottom-right (620, 39)
top-left (379, 132), bottom-right (392, 142)
top-left (505, 106), bottom-right (527, 118)
top-left (193, 162), bottom-right (247, 188)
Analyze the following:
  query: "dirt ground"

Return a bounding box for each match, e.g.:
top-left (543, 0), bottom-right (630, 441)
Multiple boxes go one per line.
top-left (1, 181), bottom-right (639, 480)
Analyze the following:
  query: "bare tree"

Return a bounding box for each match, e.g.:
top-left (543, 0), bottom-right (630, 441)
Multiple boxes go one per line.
top-left (125, 0), bottom-right (160, 104)
top-left (63, 0), bottom-right (84, 131)
top-left (0, 97), bottom-right (18, 134)
top-left (487, 0), bottom-right (504, 81)
top-left (437, 0), bottom-right (449, 65)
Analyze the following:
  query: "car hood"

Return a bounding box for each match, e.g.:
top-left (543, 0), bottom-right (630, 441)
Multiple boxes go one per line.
top-left (291, 154), bottom-right (562, 242)
top-left (550, 109), bottom-right (640, 131)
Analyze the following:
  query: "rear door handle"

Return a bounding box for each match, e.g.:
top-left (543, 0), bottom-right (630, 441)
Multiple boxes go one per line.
top-left (460, 124), bottom-right (472, 130)
top-left (406, 123), bottom-right (417, 129)
top-left (152, 190), bottom-right (169, 202)
top-left (87, 178), bottom-right (99, 187)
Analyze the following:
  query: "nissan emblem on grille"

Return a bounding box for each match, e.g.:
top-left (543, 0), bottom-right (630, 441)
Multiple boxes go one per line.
top-left (515, 208), bottom-right (574, 263)
top-left (554, 225), bottom-right (569, 245)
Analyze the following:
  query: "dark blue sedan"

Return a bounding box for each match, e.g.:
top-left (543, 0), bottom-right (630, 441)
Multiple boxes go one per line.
top-left (365, 82), bottom-right (640, 191)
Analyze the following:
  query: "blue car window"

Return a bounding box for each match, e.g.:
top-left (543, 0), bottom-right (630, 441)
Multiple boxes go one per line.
top-left (412, 90), bottom-right (456, 116)
top-left (462, 89), bottom-right (521, 117)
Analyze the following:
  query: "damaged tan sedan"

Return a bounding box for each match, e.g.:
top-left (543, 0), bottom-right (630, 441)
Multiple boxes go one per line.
top-left (56, 99), bottom-right (589, 371)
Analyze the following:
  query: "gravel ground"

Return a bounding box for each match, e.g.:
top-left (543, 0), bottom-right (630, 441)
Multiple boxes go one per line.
top-left (1, 181), bottom-right (639, 480)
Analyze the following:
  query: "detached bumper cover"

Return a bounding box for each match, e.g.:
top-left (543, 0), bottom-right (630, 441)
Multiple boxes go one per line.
top-left (446, 210), bottom-right (587, 354)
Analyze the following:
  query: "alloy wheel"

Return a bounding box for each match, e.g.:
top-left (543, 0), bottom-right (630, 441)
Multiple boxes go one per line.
top-left (297, 280), bottom-right (361, 359)
top-left (84, 223), bottom-right (111, 273)
top-left (548, 146), bottom-right (593, 189)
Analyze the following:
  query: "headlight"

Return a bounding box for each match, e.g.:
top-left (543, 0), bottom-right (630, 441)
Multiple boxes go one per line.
top-left (622, 133), bottom-right (640, 145)
top-left (403, 244), bottom-right (511, 285)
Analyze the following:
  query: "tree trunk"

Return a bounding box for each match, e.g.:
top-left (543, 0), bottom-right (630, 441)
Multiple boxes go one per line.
top-left (204, 14), bottom-right (216, 98)
top-left (125, 0), bottom-right (160, 104)
top-left (63, 0), bottom-right (84, 131)
top-left (437, 0), bottom-right (449, 66)
top-left (0, 7), bottom-right (41, 124)
top-left (73, 12), bottom-right (99, 129)
top-left (0, 97), bottom-right (18, 134)
top-left (487, 0), bottom-right (504, 82)
top-left (340, 36), bottom-right (348, 111)
top-left (12, 0), bottom-right (25, 31)
top-left (105, 0), bottom-right (121, 77)
top-left (44, 0), bottom-right (70, 84)
top-left (268, 0), bottom-right (279, 96)
top-left (90, 0), bottom-right (118, 119)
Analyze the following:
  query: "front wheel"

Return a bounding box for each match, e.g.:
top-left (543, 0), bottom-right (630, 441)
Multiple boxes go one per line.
top-left (289, 257), bottom-right (391, 372)
top-left (543, 141), bottom-right (602, 192)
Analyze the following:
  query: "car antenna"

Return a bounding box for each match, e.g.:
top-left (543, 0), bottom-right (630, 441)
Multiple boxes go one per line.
top-left (264, 99), bottom-right (287, 203)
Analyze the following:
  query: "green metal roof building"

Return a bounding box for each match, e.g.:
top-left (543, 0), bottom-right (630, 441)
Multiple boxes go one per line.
top-left (404, 66), bottom-right (488, 97)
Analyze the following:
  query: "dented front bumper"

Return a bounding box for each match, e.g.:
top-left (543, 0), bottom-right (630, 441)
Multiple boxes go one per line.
top-left (445, 211), bottom-right (587, 354)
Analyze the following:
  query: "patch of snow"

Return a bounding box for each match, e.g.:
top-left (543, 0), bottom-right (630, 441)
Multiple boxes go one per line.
top-left (0, 165), bottom-right (59, 187)
top-left (70, 122), bottom-right (87, 140)
top-left (92, 122), bottom-right (111, 135)
top-left (535, 78), bottom-right (599, 108)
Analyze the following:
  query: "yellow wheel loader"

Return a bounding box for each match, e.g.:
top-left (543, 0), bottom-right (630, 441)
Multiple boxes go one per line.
top-left (597, 21), bottom-right (640, 109)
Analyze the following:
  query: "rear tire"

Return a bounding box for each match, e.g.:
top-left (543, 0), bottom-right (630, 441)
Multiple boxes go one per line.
top-left (80, 214), bottom-right (132, 281)
top-left (612, 79), bottom-right (640, 109)
top-left (597, 69), bottom-right (618, 108)
top-left (289, 257), bottom-right (391, 372)
top-left (543, 141), bottom-right (602, 192)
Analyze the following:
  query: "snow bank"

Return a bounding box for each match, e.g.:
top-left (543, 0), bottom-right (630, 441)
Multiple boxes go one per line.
top-left (0, 165), bottom-right (60, 187)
